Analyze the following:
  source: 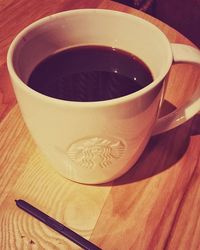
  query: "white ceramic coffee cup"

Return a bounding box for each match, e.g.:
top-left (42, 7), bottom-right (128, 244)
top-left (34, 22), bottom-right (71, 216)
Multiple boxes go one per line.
top-left (7, 9), bottom-right (200, 184)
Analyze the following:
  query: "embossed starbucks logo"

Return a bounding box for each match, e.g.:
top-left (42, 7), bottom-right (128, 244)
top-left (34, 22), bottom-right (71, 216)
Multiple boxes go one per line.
top-left (66, 137), bottom-right (126, 169)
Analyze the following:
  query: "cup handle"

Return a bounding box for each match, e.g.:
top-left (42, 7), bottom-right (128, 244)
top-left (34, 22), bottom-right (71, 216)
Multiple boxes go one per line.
top-left (153, 43), bottom-right (200, 135)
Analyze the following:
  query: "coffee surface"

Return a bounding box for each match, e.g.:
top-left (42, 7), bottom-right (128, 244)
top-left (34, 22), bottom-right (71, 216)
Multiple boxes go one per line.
top-left (28, 45), bottom-right (153, 102)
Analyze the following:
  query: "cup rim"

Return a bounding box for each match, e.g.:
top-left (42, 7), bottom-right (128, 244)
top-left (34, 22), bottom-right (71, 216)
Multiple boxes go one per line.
top-left (7, 9), bottom-right (173, 107)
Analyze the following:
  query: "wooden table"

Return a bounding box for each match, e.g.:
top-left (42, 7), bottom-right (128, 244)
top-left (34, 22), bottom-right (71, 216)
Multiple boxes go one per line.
top-left (0, 1), bottom-right (200, 249)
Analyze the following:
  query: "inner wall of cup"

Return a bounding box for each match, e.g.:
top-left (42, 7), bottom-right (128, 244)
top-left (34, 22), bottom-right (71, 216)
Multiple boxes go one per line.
top-left (12, 10), bottom-right (172, 84)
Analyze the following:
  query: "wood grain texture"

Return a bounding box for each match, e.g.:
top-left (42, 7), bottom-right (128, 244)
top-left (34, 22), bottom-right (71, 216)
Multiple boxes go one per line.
top-left (0, 1), bottom-right (200, 250)
top-left (0, 106), bottom-right (111, 250)
top-left (90, 117), bottom-right (200, 249)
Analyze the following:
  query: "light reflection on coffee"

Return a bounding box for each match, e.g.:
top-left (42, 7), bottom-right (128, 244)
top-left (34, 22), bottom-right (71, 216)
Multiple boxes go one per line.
top-left (28, 45), bottom-right (153, 101)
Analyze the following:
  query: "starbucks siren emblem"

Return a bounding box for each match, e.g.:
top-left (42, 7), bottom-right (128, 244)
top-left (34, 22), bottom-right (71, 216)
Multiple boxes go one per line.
top-left (66, 137), bottom-right (126, 169)
top-left (7, 9), bottom-right (200, 184)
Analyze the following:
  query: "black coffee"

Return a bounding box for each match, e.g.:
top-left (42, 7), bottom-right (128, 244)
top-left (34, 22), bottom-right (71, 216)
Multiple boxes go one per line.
top-left (28, 45), bottom-right (153, 102)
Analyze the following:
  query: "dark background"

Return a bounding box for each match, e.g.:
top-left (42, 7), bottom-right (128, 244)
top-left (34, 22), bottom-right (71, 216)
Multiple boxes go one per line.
top-left (113, 0), bottom-right (200, 48)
